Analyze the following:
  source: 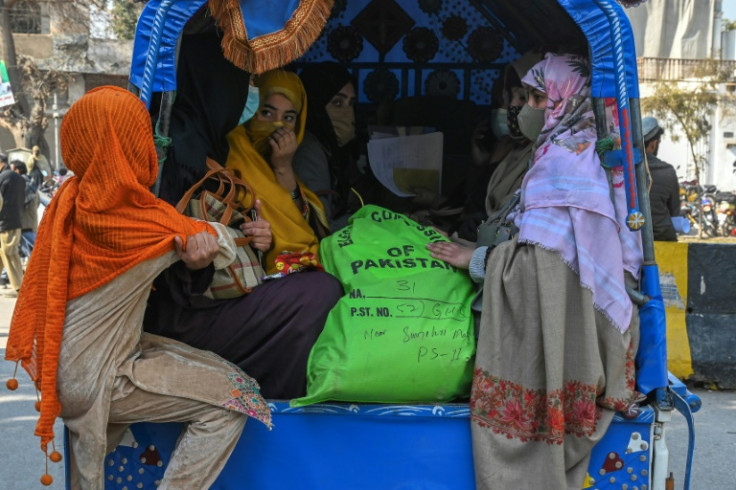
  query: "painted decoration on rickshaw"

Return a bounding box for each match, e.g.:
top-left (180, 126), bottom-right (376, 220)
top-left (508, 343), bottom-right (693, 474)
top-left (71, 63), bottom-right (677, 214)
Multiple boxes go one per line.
top-left (352, 0), bottom-right (416, 55)
top-left (327, 25), bottom-right (364, 62)
top-left (298, 0), bottom-right (519, 106)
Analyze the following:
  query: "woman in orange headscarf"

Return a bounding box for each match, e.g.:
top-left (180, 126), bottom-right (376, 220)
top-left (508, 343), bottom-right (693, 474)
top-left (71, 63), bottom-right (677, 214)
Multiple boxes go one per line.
top-left (4, 86), bottom-right (271, 488)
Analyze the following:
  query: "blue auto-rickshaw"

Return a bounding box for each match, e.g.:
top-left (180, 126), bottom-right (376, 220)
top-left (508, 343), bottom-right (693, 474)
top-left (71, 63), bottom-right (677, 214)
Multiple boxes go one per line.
top-left (80, 1), bottom-right (702, 488)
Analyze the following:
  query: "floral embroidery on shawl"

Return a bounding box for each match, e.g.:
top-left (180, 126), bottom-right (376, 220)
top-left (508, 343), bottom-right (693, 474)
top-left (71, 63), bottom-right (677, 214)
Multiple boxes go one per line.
top-left (470, 338), bottom-right (638, 444)
top-left (470, 370), bottom-right (601, 444)
top-left (221, 372), bottom-right (273, 429)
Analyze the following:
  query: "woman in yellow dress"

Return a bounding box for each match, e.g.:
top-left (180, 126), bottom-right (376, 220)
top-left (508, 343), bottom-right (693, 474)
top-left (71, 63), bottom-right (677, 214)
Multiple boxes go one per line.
top-left (227, 69), bottom-right (330, 276)
top-left (144, 32), bottom-right (342, 400)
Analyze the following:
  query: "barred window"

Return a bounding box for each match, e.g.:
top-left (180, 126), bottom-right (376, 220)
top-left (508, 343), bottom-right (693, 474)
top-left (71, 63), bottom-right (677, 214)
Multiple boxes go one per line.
top-left (9, 1), bottom-right (42, 34)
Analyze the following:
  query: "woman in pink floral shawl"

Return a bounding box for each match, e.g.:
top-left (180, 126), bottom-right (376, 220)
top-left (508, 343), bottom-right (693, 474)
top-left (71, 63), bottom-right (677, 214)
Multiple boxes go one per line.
top-left (468, 53), bottom-right (642, 489)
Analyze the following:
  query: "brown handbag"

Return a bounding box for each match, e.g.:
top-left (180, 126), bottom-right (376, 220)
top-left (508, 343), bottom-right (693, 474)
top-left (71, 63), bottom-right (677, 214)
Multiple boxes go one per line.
top-left (175, 158), bottom-right (264, 299)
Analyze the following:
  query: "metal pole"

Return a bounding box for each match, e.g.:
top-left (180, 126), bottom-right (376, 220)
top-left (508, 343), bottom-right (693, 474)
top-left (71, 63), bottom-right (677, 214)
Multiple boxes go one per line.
top-left (53, 92), bottom-right (60, 171)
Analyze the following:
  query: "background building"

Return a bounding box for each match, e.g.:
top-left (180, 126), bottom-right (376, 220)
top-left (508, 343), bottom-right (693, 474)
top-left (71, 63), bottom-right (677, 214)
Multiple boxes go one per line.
top-left (0, 1), bottom-right (131, 167)
top-left (626, 0), bottom-right (736, 191)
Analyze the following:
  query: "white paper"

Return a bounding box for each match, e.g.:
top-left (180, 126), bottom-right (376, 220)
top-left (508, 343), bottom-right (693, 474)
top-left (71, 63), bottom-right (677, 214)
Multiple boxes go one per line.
top-left (367, 132), bottom-right (443, 197)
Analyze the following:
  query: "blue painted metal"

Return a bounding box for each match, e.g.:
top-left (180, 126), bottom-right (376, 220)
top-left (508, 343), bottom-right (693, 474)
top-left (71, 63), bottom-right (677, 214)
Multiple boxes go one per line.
top-left (557, 0), bottom-right (639, 99)
top-left (636, 264), bottom-right (670, 393)
top-left (668, 372), bottom-right (702, 413)
top-left (135, 0), bottom-right (175, 108)
top-left (592, 0), bottom-right (642, 229)
top-left (600, 147), bottom-right (642, 169)
top-left (129, 0), bottom-right (208, 106)
top-left (98, 403), bottom-right (657, 489)
top-left (671, 390), bottom-right (696, 490)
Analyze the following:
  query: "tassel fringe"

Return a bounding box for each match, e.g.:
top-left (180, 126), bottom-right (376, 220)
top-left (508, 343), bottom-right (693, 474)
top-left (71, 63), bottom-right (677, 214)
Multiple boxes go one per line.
top-left (209, 0), bottom-right (334, 74)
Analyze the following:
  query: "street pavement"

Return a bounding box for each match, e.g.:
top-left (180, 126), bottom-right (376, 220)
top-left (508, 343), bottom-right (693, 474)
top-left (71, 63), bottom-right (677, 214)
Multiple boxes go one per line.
top-left (0, 293), bottom-right (65, 489)
top-left (1, 293), bottom-right (734, 489)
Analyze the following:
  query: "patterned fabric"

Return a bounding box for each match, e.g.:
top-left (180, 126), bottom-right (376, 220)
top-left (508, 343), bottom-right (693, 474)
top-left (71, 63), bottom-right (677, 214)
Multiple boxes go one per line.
top-left (471, 241), bottom-right (639, 489)
top-left (58, 258), bottom-right (270, 487)
top-left (472, 338), bottom-right (637, 445)
top-left (518, 53), bottom-right (642, 333)
top-left (221, 372), bottom-right (273, 421)
top-left (5, 86), bottom-right (214, 452)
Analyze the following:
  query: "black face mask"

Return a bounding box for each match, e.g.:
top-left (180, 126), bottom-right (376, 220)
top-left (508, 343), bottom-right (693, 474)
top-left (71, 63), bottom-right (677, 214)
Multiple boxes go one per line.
top-left (507, 105), bottom-right (524, 139)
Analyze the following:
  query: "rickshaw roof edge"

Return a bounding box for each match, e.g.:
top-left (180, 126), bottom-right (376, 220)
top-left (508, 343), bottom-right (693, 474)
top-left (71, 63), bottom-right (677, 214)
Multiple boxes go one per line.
top-left (129, 0), bottom-right (640, 103)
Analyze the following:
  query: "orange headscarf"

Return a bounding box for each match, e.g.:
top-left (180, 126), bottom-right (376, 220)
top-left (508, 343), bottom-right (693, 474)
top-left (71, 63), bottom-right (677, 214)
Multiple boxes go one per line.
top-left (5, 86), bottom-right (214, 454)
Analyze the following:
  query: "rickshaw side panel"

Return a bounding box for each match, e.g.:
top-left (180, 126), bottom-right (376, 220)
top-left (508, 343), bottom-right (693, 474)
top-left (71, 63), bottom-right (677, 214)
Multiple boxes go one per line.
top-left (98, 403), bottom-right (655, 489)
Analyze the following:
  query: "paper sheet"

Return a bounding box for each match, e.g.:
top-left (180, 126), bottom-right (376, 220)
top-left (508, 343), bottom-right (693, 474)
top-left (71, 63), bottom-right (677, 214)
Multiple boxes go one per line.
top-left (367, 132), bottom-right (443, 197)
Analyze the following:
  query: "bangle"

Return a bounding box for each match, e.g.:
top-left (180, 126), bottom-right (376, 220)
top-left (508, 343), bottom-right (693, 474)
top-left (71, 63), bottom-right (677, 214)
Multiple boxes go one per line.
top-left (290, 185), bottom-right (301, 200)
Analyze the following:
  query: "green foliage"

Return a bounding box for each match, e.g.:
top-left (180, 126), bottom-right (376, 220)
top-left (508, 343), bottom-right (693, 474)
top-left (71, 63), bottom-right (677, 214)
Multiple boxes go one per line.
top-left (641, 60), bottom-right (735, 181)
top-left (110, 0), bottom-right (141, 41)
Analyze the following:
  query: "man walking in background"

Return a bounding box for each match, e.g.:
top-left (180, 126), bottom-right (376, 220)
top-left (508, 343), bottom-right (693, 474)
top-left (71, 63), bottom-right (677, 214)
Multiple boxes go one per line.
top-left (11, 160), bottom-right (39, 260)
top-left (643, 117), bottom-right (681, 241)
top-left (0, 153), bottom-right (26, 297)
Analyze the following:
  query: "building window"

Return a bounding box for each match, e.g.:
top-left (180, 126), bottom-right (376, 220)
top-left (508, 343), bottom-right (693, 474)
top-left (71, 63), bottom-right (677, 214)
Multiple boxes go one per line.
top-left (9, 1), bottom-right (42, 34)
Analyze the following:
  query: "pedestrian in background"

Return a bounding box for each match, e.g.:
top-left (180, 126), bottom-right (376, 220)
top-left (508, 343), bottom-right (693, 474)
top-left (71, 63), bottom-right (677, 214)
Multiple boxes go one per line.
top-left (642, 116), bottom-right (680, 241)
top-left (27, 145), bottom-right (48, 188)
top-left (10, 160), bottom-right (38, 258)
top-left (0, 152), bottom-right (26, 297)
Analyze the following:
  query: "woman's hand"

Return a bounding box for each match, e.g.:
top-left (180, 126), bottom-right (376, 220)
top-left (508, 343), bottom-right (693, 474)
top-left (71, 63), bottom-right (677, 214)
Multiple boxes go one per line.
top-left (175, 231), bottom-right (220, 270)
top-left (240, 199), bottom-right (272, 252)
top-left (426, 241), bottom-right (475, 270)
top-left (269, 127), bottom-right (298, 172)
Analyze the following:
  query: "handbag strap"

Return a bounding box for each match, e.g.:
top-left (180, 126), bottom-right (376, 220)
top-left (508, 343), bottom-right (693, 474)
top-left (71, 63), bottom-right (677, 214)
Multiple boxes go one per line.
top-left (175, 158), bottom-right (256, 215)
top-left (206, 158), bottom-right (256, 210)
top-left (488, 192), bottom-right (520, 225)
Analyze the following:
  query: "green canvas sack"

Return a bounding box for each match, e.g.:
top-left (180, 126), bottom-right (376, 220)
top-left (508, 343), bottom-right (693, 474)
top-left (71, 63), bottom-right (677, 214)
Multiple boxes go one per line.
top-left (292, 205), bottom-right (476, 407)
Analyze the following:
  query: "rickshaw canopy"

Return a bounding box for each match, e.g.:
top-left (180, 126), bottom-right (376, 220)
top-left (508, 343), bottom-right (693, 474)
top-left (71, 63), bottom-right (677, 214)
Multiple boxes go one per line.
top-left (129, 0), bottom-right (666, 395)
top-left (130, 0), bottom-right (640, 103)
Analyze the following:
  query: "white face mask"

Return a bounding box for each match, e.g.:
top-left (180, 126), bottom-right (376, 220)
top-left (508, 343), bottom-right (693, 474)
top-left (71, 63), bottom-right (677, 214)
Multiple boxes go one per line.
top-left (237, 85), bottom-right (260, 126)
top-left (490, 108), bottom-right (509, 138)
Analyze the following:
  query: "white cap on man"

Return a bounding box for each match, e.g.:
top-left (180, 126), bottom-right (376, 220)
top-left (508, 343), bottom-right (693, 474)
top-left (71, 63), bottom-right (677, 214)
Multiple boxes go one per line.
top-left (642, 116), bottom-right (663, 144)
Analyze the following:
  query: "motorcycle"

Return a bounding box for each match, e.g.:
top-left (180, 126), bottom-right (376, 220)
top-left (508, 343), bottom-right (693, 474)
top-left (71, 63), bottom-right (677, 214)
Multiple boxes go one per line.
top-left (680, 181), bottom-right (719, 237)
top-left (715, 190), bottom-right (736, 236)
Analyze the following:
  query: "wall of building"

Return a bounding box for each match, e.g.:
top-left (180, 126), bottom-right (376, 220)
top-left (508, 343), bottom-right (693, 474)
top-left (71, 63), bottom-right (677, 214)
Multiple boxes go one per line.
top-left (626, 0), bottom-right (717, 59)
top-left (629, 1), bottom-right (736, 192)
top-left (0, 3), bottom-right (132, 166)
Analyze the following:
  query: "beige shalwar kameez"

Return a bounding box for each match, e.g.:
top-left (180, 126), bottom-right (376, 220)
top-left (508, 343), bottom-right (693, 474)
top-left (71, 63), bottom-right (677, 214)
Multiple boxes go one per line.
top-left (58, 224), bottom-right (271, 489)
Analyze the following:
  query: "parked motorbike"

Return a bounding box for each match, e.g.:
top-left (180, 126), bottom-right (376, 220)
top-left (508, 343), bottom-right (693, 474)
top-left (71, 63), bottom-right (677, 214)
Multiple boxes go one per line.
top-left (715, 190), bottom-right (736, 236)
top-left (680, 180), bottom-right (719, 237)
